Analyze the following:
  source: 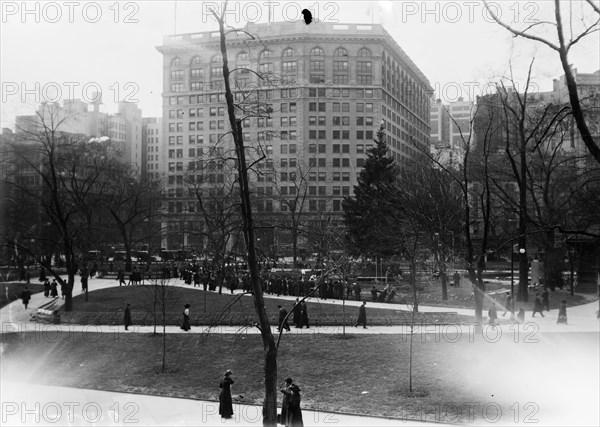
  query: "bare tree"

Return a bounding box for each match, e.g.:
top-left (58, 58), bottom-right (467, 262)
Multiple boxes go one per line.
top-left (2, 104), bottom-right (116, 310)
top-left (107, 166), bottom-right (163, 271)
top-left (209, 4), bottom-right (279, 423)
top-left (485, 0), bottom-right (600, 163)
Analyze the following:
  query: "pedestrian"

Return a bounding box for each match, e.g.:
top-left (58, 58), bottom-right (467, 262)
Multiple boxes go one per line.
top-left (292, 298), bottom-right (302, 328)
top-left (219, 370), bottom-right (234, 419)
top-left (488, 303), bottom-right (498, 326)
top-left (43, 279), bottom-right (50, 297)
top-left (280, 377), bottom-right (293, 424)
top-left (353, 282), bottom-right (361, 301)
top-left (453, 271), bottom-right (461, 287)
top-left (80, 266), bottom-right (88, 292)
top-left (502, 292), bottom-right (513, 317)
top-left (50, 279), bottom-right (58, 297)
top-left (300, 301), bottom-right (309, 328)
top-left (370, 285), bottom-right (378, 302)
top-left (117, 267), bottom-right (126, 286)
top-left (180, 303), bottom-right (191, 331)
top-left (278, 305), bottom-right (291, 332)
top-left (39, 268), bottom-right (47, 283)
top-left (532, 294), bottom-right (545, 317)
top-left (542, 288), bottom-right (550, 311)
top-left (280, 380), bottom-right (304, 426)
top-left (557, 300), bottom-right (568, 324)
top-left (355, 301), bottom-right (367, 328)
top-left (517, 308), bottom-right (525, 323)
top-left (124, 303), bottom-right (131, 330)
top-left (20, 286), bottom-right (31, 309)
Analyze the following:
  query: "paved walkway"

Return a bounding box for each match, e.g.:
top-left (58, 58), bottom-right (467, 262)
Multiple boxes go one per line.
top-left (1, 382), bottom-right (441, 426)
top-left (2, 277), bottom-right (599, 334)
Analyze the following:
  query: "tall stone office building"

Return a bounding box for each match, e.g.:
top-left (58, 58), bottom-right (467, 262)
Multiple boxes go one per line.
top-left (156, 21), bottom-right (432, 256)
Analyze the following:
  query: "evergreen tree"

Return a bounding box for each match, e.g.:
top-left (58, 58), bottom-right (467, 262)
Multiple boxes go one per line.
top-left (343, 127), bottom-right (399, 256)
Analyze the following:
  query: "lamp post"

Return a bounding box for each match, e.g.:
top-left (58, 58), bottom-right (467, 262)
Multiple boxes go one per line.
top-left (511, 247), bottom-right (526, 314)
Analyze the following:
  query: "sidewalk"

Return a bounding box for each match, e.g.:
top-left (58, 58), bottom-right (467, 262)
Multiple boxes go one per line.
top-left (2, 277), bottom-right (599, 334)
top-left (1, 382), bottom-right (443, 426)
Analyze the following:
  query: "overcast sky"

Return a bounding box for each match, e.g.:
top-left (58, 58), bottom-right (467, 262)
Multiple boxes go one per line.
top-left (1, 0), bottom-right (599, 129)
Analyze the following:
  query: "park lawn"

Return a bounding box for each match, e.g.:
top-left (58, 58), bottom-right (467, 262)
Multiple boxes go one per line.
top-left (62, 286), bottom-right (432, 323)
top-left (4, 330), bottom-right (591, 424)
top-left (1, 282), bottom-right (45, 309)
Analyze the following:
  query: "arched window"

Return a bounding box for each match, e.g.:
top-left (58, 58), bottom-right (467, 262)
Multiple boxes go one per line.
top-left (357, 49), bottom-right (373, 85)
top-left (212, 54), bottom-right (222, 63)
top-left (334, 47), bottom-right (348, 57)
top-left (310, 47), bottom-right (325, 83)
top-left (333, 47), bottom-right (348, 84)
top-left (310, 47), bottom-right (325, 56)
top-left (237, 51), bottom-right (248, 61)
top-left (282, 48), bottom-right (297, 80)
top-left (259, 50), bottom-right (273, 75)
top-left (171, 57), bottom-right (182, 66)
top-left (190, 56), bottom-right (202, 65)
top-left (357, 48), bottom-right (371, 57)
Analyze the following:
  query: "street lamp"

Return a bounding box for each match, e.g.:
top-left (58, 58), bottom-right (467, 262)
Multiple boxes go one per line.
top-left (511, 247), bottom-right (526, 315)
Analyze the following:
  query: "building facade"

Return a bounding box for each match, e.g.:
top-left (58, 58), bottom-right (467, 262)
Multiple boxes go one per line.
top-left (156, 21), bottom-right (433, 255)
top-left (430, 97), bottom-right (474, 168)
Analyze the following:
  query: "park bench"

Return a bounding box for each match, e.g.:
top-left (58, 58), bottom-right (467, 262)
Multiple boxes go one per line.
top-left (30, 298), bottom-right (61, 324)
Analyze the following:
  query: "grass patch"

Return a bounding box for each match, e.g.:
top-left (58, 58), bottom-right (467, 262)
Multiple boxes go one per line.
top-left (62, 285), bottom-right (425, 324)
top-left (1, 282), bottom-right (45, 309)
top-left (3, 330), bottom-right (596, 424)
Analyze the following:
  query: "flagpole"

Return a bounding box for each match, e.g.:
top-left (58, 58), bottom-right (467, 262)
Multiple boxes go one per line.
top-left (174, 1), bottom-right (177, 34)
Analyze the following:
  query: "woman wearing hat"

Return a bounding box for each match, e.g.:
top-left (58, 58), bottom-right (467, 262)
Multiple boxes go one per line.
top-left (180, 303), bottom-right (191, 331)
top-left (280, 378), bottom-right (303, 426)
top-left (219, 370), bottom-right (234, 419)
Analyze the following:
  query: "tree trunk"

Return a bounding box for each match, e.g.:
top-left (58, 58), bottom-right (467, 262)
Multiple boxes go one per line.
top-left (217, 17), bottom-right (278, 424)
top-left (410, 260), bottom-right (418, 313)
top-left (440, 264), bottom-right (448, 301)
top-left (554, 1), bottom-right (600, 164)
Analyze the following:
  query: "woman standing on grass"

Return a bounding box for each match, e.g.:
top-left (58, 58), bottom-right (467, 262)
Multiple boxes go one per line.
top-left (219, 370), bottom-right (234, 419)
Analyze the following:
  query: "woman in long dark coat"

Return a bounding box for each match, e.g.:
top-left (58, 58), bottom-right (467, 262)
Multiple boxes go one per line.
top-left (280, 377), bottom-right (293, 423)
top-left (180, 303), bottom-right (191, 331)
top-left (300, 302), bottom-right (309, 328)
top-left (50, 279), bottom-right (58, 297)
top-left (219, 370), bottom-right (234, 419)
top-left (43, 279), bottom-right (50, 297)
top-left (281, 383), bottom-right (303, 426)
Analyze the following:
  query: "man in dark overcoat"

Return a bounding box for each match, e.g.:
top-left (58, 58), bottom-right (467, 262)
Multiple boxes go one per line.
top-left (355, 301), bottom-right (367, 328)
top-left (124, 303), bottom-right (132, 330)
